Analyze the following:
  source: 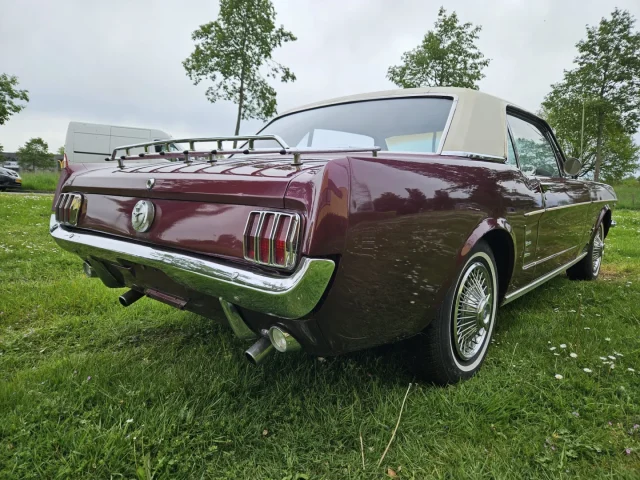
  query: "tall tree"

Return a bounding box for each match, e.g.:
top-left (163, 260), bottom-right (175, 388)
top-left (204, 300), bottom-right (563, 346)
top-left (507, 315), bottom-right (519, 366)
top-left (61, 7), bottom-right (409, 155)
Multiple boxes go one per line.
top-left (0, 74), bottom-right (29, 125)
top-left (387, 7), bottom-right (490, 89)
top-left (542, 9), bottom-right (640, 181)
top-left (183, 0), bottom-right (296, 140)
top-left (17, 138), bottom-right (54, 171)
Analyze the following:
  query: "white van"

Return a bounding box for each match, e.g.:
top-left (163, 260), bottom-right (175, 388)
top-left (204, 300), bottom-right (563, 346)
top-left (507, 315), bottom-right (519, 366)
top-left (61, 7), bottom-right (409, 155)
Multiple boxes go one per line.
top-left (64, 122), bottom-right (178, 164)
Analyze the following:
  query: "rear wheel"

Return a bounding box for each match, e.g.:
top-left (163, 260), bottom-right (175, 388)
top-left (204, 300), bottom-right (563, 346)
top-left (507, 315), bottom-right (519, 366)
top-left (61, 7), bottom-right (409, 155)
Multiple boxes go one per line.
top-left (411, 241), bottom-right (498, 385)
top-left (567, 222), bottom-right (605, 281)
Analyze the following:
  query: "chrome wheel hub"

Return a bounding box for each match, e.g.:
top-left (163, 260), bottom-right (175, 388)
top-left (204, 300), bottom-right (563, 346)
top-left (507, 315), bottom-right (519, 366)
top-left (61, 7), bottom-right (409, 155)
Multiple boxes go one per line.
top-left (453, 262), bottom-right (494, 361)
top-left (592, 223), bottom-right (605, 275)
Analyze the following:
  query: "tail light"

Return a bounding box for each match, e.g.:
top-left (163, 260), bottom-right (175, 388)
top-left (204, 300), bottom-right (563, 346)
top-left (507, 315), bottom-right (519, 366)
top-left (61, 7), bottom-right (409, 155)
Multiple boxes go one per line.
top-left (243, 211), bottom-right (300, 269)
top-left (55, 193), bottom-right (83, 226)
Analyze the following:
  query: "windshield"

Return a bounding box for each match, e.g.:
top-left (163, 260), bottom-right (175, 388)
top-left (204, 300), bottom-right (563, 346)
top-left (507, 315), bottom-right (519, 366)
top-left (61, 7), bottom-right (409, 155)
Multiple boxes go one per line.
top-left (258, 97), bottom-right (453, 153)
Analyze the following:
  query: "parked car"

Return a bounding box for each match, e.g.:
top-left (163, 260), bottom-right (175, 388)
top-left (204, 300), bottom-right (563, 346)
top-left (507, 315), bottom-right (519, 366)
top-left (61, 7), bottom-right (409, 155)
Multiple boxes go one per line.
top-left (64, 121), bottom-right (179, 165)
top-left (0, 167), bottom-right (22, 190)
top-left (49, 88), bottom-right (616, 384)
top-left (3, 160), bottom-right (20, 173)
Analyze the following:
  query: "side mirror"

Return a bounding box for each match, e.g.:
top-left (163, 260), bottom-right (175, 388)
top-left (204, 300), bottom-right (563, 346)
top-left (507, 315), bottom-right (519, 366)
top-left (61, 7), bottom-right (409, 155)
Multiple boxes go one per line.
top-left (563, 157), bottom-right (582, 176)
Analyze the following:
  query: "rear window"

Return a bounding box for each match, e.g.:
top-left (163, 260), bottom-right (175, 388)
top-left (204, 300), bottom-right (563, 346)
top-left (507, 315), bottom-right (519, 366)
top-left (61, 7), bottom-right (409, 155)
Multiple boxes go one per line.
top-left (258, 97), bottom-right (453, 154)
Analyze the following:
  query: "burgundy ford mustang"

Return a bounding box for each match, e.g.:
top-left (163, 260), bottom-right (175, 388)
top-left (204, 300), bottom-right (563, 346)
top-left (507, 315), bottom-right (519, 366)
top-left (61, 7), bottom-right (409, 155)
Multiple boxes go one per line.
top-left (50, 87), bottom-right (616, 384)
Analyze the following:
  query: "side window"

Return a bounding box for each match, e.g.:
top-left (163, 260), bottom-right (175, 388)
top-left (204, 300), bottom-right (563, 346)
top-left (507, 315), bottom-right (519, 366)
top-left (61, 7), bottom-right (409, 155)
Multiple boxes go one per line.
top-left (506, 131), bottom-right (518, 167)
top-left (507, 114), bottom-right (561, 177)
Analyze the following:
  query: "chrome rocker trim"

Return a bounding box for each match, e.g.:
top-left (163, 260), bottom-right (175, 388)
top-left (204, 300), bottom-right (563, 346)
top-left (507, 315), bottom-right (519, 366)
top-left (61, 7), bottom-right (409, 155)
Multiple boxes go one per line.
top-left (49, 215), bottom-right (335, 319)
top-left (502, 252), bottom-right (587, 305)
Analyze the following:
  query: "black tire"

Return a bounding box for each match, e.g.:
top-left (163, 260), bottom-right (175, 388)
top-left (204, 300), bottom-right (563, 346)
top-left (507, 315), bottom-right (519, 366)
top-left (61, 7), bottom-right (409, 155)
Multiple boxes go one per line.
top-left (410, 240), bottom-right (498, 385)
top-left (567, 222), bottom-right (605, 281)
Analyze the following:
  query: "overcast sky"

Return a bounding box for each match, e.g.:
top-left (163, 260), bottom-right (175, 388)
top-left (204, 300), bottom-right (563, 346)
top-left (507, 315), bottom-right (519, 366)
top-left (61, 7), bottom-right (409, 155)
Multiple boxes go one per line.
top-left (1, 0), bottom-right (639, 152)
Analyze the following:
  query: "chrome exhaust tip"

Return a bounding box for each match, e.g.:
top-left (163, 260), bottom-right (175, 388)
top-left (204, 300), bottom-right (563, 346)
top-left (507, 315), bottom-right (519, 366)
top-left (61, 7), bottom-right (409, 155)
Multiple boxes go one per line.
top-left (268, 326), bottom-right (301, 353)
top-left (244, 333), bottom-right (274, 365)
top-left (119, 289), bottom-right (144, 307)
top-left (83, 261), bottom-right (97, 278)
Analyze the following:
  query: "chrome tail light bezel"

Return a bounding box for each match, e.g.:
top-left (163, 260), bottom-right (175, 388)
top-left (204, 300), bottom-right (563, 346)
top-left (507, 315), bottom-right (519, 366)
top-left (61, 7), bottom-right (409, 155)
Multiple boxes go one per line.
top-left (55, 193), bottom-right (83, 226)
top-left (243, 211), bottom-right (301, 270)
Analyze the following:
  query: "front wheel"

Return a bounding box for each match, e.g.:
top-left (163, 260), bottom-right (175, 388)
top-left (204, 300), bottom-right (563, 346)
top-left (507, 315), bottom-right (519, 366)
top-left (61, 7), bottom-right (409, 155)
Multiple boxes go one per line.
top-left (567, 222), bottom-right (605, 281)
top-left (410, 241), bottom-right (498, 385)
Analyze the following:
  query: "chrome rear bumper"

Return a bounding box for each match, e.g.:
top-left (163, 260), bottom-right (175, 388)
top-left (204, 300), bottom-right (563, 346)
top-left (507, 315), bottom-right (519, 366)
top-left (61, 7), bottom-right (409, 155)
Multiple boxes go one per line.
top-left (49, 215), bottom-right (335, 319)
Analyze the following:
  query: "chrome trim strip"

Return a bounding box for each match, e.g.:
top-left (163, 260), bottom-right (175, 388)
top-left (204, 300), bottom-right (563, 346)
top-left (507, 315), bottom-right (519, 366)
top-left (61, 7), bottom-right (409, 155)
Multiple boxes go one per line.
top-left (50, 215), bottom-right (334, 319)
top-left (545, 201), bottom-right (592, 212)
top-left (522, 245), bottom-right (577, 270)
top-left (502, 252), bottom-right (587, 305)
top-left (440, 151), bottom-right (507, 163)
top-left (524, 209), bottom-right (545, 217)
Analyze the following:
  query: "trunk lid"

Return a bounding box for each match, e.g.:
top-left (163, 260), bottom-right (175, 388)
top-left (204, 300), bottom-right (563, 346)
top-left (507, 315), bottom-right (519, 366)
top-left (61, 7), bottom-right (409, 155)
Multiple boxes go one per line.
top-left (60, 157), bottom-right (328, 264)
top-left (65, 157), bottom-right (325, 208)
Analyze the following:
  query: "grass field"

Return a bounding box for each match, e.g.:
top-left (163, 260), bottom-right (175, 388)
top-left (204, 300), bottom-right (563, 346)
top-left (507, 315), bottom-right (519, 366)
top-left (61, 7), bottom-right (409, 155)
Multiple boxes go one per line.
top-left (613, 179), bottom-right (640, 210)
top-left (1, 194), bottom-right (639, 479)
top-left (18, 171), bottom-right (60, 191)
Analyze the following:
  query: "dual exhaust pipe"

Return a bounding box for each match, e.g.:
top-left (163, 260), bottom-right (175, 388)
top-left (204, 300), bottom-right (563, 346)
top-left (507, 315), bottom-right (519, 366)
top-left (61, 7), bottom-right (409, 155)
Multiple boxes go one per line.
top-left (117, 288), bottom-right (299, 365)
top-left (244, 326), bottom-right (301, 365)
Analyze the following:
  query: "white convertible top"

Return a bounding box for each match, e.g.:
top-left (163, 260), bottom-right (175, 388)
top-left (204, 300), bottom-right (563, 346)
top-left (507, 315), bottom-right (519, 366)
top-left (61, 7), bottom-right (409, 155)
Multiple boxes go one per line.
top-left (276, 87), bottom-right (534, 161)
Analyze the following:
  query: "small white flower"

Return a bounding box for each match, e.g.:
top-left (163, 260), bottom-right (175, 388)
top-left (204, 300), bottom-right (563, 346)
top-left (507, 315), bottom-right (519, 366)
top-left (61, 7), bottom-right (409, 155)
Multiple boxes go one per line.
top-left (560, 344), bottom-right (567, 349)
top-left (550, 347), bottom-right (557, 351)
top-left (610, 364), bottom-right (615, 370)
top-left (584, 327), bottom-right (591, 330)
top-left (570, 353), bottom-right (578, 358)
top-left (608, 356), bottom-right (616, 361)
top-left (600, 356), bottom-right (607, 361)
top-left (569, 309), bottom-right (576, 313)
top-left (554, 353), bottom-right (560, 356)
top-left (615, 352), bottom-right (623, 357)
top-left (555, 374), bottom-right (563, 380)
top-left (627, 368), bottom-right (635, 372)
top-left (126, 418), bottom-right (134, 423)
top-left (596, 314), bottom-right (601, 317)
top-left (583, 368), bottom-right (592, 373)
top-left (605, 337), bottom-right (611, 341)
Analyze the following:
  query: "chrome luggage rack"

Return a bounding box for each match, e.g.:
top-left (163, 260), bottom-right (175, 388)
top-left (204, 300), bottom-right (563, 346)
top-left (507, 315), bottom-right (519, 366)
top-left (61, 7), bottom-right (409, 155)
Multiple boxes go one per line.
top-left (106, 134), bottom-right (380, 169)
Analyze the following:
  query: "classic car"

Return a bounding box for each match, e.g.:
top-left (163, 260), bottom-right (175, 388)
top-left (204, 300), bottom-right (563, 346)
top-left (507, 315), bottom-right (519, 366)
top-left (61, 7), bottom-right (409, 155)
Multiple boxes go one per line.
top-left (49, 87), bottom-right (616, 384)
top-left (0, 167), bottom-right (22, 190)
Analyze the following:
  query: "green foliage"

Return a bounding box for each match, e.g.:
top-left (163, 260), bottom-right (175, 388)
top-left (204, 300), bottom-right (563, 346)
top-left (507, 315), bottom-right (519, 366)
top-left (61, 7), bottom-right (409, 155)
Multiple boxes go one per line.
top-left (183, 0), bottom-right (297, 136)
top-left (16, 137), bottom-right (55, 171)
top-left (387, 7), bottom-right (490, 89)
top-left (0, 73), bottom-right (29, 125)
top-left (0, 143), bottom-right (3, 153)
top-left (542, 9), bottom-right (640, 182)
top-left (1, 195), bottom-right (640, 478)
top-left (612, 178), bottom-right (640, 210)
top-left (57, 146), bottom-right (65, 156)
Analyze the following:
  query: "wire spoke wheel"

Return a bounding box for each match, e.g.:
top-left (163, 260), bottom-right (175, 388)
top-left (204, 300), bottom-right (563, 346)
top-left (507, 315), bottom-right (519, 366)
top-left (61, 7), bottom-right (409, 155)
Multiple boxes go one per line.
top-left (452, 261), bottom-right (494, 361)
top-left (592, 223), bottom-right (605, 276)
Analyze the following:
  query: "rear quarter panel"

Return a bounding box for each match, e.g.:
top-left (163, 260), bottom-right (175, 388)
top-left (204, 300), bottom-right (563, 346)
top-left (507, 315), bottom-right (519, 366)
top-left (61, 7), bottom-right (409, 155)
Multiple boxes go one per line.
top-left (311, 154), bottom-right (540, 354)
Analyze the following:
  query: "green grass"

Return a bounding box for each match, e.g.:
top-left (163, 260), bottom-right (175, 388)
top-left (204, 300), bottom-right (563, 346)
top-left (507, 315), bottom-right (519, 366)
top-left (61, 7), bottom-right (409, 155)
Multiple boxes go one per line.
top-left (18, 171), bottom-right (60, 191)
top-left (1, 195), bottom-right (639, 479)
top-left (612, 179), bottom-right (640, 210)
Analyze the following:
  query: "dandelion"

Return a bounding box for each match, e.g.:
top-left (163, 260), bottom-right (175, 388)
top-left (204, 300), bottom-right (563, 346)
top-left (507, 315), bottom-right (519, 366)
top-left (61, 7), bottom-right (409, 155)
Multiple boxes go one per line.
top-left (570, 353), bottom-right (578, 358)
top-left (555, 374), bottom-right (563, 380)
top-left (583, 368), bottom-right (592, 373)
top-left (560, 344), bottom-right (567, 349)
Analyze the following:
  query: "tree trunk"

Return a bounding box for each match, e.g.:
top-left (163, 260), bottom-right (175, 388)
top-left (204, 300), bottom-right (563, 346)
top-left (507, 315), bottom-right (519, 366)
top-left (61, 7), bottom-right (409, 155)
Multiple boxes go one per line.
top-left (594, 109), bottom-right (604, 182)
